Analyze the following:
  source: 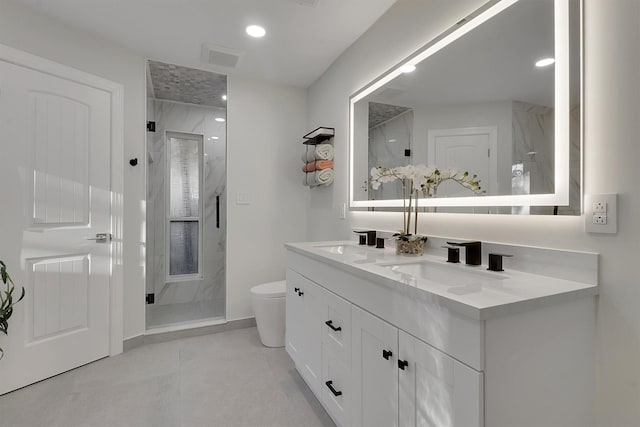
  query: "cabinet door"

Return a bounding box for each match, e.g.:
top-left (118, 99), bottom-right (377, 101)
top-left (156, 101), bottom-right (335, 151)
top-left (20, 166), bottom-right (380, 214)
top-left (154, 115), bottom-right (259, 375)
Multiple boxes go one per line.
top-left (285, 269), bottom-right (304, 365)
top-left (300, 275), bottom-right (325, 395)
top-left (398, 331), bottom-right (483, 427)
top-left (352, 306), bottom-right (399, 427)
top-left (286, 269), bottom-right (324, 395)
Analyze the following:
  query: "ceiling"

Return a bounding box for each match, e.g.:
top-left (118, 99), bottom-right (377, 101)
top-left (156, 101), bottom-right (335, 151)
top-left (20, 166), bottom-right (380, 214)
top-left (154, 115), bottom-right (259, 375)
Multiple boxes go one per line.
top-left (14, 0), bottom-right (397, 88)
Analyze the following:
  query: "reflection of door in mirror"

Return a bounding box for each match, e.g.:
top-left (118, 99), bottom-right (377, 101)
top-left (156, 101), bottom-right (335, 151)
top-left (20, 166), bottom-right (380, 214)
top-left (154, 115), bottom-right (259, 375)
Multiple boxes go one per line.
top-left (427, 127), bottom-right (496, 214)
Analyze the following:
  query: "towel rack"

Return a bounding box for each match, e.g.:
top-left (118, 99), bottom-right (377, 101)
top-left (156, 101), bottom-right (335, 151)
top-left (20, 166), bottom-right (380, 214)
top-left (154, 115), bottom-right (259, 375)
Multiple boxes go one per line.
top-left (302, 127), bottom-right (335, 187)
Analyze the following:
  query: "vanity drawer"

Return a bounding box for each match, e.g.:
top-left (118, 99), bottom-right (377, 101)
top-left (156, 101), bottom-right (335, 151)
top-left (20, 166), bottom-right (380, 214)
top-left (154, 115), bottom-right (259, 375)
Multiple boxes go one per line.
top-left (321, 288), bottom-right (352, 366)
top-left (322, 351), bottom-right (351, 427)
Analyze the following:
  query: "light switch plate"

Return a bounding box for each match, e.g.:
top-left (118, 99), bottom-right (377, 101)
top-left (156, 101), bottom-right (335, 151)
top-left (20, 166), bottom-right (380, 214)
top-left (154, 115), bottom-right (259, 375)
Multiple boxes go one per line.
top-left (338, 202), bottom-right (347, 219)
top-left (585, 194), bottom-right (617, 233)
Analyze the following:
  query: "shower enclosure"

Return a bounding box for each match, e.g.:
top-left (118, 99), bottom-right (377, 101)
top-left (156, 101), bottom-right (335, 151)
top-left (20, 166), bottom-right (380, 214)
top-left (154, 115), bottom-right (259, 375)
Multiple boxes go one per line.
top-left (145, 60), bottom-right (227, 330)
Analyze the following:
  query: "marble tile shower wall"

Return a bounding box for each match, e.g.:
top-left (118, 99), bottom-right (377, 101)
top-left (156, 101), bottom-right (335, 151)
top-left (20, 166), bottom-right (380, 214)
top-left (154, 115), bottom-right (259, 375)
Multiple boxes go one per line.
top-left (512, 100), bottom-right (581, 215)
top-left (146, 100), bottom-right (226, 309)
top-left (367, 111), bottom-right (413, 200)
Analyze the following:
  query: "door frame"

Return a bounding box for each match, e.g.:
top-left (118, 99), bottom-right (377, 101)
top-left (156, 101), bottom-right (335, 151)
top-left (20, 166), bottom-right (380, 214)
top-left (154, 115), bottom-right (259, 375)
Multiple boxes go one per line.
top-left (427, 126), bottom-right (498, 195)
top-left (0, 43), bottom-right (125, 356)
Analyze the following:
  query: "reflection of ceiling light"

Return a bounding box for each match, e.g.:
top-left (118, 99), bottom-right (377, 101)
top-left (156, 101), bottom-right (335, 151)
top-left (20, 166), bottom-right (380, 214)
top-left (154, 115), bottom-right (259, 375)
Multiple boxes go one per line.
top-left (222, 95), bottom-right (227, 101)
top-left (246, 25), bottom-right (266, 38)
top-left (400, 64), bottom-right (416, 73)
top-left (212, 136), bottom-right (219, 140)
top-left (215, 117), bottom-right (225, 122)
top-left (388, 139), bottom-right (397, 143)
top-left (535, 57), bottom-right (555, 67)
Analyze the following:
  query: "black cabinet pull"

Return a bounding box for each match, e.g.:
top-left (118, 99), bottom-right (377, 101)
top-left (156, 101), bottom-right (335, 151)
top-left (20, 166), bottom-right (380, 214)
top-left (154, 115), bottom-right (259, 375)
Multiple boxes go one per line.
top-left (298, 291), bottom-right (304, 296)
top-left (325, 380), bottom-right (343, 397)
top-left (294, 287), bottom-right (300, 293)
top-left (398, 359), bottom-right (408, 370)
top-left (382, 349), bottom-right (393, 360)
top-left (325, 320), bottom-right (342, 332)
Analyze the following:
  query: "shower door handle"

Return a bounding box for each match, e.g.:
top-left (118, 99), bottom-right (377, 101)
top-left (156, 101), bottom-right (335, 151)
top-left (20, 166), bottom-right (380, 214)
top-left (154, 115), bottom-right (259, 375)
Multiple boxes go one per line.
top-left (216, 195), bottom-right (220, 229)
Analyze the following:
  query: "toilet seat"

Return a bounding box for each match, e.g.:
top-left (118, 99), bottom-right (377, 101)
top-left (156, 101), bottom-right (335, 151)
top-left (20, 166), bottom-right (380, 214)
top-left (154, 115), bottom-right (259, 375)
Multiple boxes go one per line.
top-left (250, 280), bottom-right (286, 298)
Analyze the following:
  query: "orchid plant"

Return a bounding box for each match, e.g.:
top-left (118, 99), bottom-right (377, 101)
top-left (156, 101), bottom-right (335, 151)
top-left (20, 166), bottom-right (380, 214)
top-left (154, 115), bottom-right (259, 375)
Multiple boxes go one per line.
top-left (370, 164), bottom-right (484, 238)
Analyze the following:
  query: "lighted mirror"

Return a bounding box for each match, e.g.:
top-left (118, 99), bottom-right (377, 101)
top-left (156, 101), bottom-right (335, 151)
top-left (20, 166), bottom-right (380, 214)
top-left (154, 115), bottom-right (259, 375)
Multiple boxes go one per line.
top-left (350, 0), bottom-right (581, 214)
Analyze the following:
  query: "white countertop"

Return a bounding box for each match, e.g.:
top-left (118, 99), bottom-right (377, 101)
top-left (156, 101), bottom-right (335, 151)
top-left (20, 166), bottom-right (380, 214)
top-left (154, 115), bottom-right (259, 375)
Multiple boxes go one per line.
top-left (285, 240), bottom-right (599, 320)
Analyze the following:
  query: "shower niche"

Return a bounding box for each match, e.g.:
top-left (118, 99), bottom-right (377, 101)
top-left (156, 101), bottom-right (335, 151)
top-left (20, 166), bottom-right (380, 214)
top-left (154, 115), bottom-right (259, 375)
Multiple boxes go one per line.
top-left (145, 60), bottom-right (227, 330)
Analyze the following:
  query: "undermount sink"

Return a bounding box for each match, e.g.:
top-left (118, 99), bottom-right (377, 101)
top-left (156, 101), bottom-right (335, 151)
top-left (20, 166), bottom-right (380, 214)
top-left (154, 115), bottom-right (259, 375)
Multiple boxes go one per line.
top-left (314, 243), bottom-right (369, 256)
top-left (382, 259), bottom-right (507, 294)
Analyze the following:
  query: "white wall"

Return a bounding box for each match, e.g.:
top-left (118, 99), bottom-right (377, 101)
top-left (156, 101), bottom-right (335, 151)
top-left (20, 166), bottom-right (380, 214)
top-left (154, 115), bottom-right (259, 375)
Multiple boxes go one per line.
top-left (306, 0), bottom-right (640, 425)
top-left (0, 0), bottom-right (147, 339)
top-left (226, 75), bottom-right (308, 320)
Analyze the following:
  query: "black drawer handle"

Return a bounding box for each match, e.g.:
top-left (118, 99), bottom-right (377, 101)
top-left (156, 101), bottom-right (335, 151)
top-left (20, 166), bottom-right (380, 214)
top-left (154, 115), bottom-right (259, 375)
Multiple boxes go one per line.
top-left (325, 320), bottom-right (342, 332)
top-left (398, 359), bottom-right (408, 370)
top-left (325, 380), bottom-right (343, 397)
top-left (383, 349), bottom-right (393, 360)
top-left (294, 287), bottom-right (300, 293)
top-left (298, 291), bottom-right (304, 296)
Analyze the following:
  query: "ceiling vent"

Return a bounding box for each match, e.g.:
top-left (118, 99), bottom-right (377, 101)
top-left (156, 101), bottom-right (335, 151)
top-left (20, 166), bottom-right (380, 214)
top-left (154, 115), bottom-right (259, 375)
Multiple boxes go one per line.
top-left (289, 0), bottom-right (319, 7)
top-left (201, 43), bottom-right (243, 68)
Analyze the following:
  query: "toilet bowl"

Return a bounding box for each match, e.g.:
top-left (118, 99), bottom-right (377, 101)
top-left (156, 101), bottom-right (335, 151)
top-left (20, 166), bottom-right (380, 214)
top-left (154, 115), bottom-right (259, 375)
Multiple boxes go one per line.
top-left (250, 280), bottom-right (286, 347)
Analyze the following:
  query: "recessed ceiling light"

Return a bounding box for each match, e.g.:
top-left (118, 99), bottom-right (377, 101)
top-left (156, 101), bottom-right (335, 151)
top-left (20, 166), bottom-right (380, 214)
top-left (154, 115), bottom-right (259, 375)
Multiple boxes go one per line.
top-left (246, 25), bottom-right (266, 38)
top-left (535, 57), bottom-right (555, 67)
top-left (222, 94), bottom-right (227, 101)
top-left (215, 117), bottom-right (226, 122)
top-left (400, 64), bottom-right (416, 73)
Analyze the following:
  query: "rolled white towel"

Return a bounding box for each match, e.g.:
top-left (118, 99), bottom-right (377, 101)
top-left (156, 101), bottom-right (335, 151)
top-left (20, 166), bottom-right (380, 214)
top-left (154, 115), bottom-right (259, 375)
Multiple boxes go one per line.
top-left (315, 144), bottom-right (334, 160)
top-left (301, 143), bottom-right (334, 163)
top-left (303, 169), bottom-right (334, 187)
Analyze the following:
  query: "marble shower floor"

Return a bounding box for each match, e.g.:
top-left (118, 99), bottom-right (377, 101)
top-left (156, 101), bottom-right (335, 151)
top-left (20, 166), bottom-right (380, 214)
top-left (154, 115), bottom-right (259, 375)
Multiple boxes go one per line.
top-left (0, 327), bottom-right (335, 427)
top-left (146, 298), bottom-right (226, 330)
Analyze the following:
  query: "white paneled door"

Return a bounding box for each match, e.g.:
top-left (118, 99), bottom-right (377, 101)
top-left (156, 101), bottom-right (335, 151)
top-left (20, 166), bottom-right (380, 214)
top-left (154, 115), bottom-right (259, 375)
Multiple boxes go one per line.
top-left (0, 55), bottom-right (115, 394)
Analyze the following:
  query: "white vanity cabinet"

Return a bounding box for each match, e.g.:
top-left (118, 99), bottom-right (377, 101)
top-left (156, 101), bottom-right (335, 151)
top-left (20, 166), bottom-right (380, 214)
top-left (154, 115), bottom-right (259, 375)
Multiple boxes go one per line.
top-left (285, 242), bottom-right (597, 427)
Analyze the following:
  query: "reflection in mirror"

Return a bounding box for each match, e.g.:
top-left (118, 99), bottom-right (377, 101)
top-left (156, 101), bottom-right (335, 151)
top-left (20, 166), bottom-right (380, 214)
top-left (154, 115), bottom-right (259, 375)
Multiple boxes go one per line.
top-left (351, 0), bottom-right (581, 214)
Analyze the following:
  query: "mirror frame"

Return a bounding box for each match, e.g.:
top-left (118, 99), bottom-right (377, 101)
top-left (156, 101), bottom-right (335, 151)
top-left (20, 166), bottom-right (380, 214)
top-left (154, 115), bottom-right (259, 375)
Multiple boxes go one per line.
top-left (349, 0), bottom-right (578, 209)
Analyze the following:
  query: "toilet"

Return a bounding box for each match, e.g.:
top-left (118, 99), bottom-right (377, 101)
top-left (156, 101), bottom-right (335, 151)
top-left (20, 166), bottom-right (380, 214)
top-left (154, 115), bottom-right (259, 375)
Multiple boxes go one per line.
top-left (250, 280), bottom-right (286, 347)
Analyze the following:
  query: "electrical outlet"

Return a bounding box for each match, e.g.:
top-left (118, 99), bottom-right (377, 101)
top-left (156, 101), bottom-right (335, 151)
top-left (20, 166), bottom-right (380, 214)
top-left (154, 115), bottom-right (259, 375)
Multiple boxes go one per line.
top-left (585, 194), bottom-right (617, 233)
top-left (593, 202), bottom-right (607, 213)
top-left (592, 213), bottom-right (607, 225)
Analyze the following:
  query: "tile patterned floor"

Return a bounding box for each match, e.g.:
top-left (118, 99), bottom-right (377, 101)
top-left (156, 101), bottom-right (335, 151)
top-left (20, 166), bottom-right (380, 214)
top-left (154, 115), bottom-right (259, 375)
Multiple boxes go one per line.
top-left (0, 327), bottom-right (335, 427)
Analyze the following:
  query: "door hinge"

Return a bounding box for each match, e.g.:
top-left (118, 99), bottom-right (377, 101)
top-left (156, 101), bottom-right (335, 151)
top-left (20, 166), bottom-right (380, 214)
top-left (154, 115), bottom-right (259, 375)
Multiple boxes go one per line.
top-left (146, 293), bottom-right (155, 304)
top-left (147, 121), bottom-right (156, 132)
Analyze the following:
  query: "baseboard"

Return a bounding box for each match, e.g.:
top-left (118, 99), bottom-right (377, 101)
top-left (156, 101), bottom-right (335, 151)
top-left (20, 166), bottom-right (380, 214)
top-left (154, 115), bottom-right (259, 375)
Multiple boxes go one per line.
top-left (123, 317), bottom-right (256, 351)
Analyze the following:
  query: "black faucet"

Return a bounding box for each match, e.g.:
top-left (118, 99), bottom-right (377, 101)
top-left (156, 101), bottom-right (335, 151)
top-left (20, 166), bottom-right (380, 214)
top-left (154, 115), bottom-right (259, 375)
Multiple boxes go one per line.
top-left (354, 230), bottom-right (377, 246)
top-left (488, 253), bottom-right (513, 272)
top-left (446, 241), bottom-right (482, 266)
